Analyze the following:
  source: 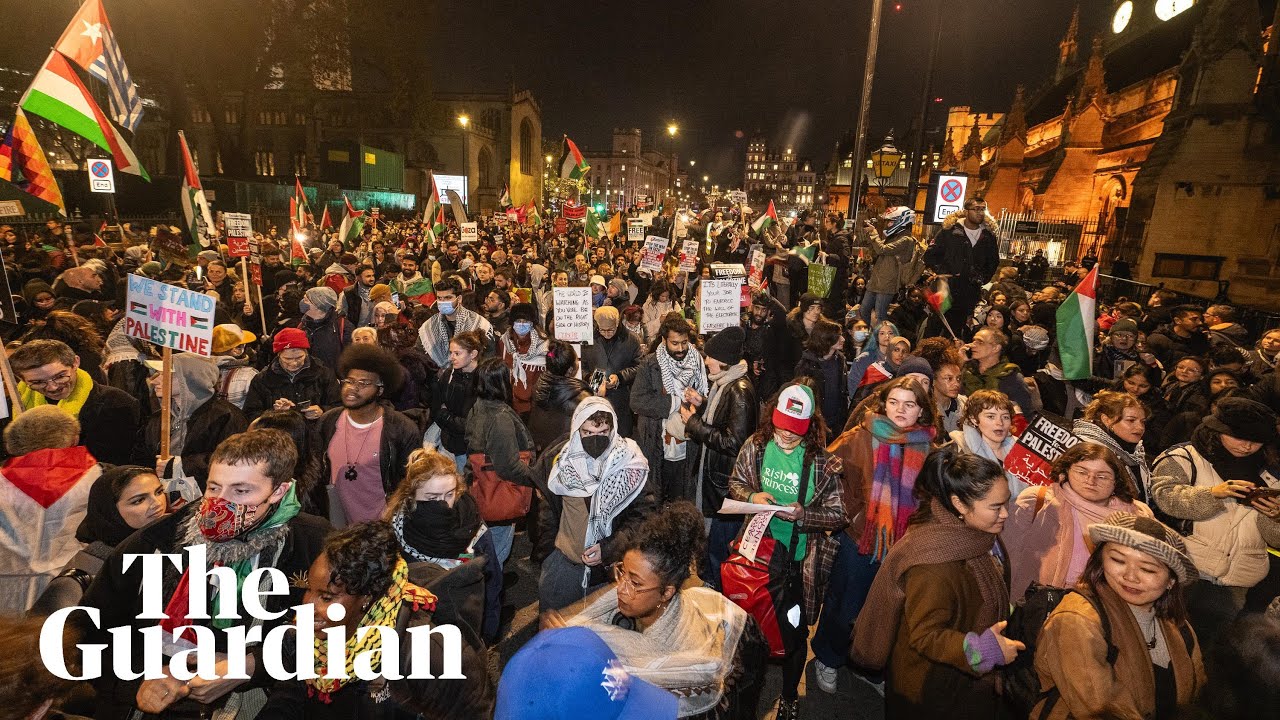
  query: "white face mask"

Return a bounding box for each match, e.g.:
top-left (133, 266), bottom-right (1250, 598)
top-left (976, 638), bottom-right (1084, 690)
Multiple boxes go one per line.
top-left (437, 300), bottom-right (456, 315)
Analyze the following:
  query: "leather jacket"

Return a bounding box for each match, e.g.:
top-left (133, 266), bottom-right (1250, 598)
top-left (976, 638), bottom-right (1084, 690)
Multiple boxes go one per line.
top-left (684, 375), bottom-right (757, 518)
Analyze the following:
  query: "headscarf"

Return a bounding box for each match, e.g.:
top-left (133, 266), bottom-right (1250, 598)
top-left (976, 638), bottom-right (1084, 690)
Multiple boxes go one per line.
top-left (75, 465), bottom-right (154, 547)
top-left (547, 397), bottom-right (649, 548)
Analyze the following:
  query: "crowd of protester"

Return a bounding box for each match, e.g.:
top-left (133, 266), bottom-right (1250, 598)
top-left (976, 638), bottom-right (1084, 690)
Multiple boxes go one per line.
top-left (0, 198), bottom-right (1279, 719)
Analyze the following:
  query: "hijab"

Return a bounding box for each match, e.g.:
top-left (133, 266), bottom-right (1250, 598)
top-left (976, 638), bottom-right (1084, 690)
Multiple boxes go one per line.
top-left (76, 465), bottom-right (153, 547)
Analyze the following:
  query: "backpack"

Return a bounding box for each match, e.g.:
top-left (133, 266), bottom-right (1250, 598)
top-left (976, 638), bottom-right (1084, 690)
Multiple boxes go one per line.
top-left (1150, 444), bottom-right (1198, 537)
top-left (1002, 584), bottom-right (1197, 720)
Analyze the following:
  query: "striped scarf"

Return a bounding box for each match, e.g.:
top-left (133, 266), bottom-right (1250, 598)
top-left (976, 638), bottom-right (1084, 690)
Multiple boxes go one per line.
top-left (307, 557), bottom-right (436, 703)
top-left (858, 415), bottom-right (935, 561)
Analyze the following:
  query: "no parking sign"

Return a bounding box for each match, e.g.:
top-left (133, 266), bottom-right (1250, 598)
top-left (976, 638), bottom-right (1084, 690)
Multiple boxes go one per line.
top-left (929, 173), bottom-right (967, 223)
top-left (88, 158), bottom-right (114, 193)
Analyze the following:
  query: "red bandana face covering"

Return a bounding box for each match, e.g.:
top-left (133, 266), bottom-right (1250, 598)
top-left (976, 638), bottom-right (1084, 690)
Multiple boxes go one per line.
top-left (198, 495), bottom-right (265, 542)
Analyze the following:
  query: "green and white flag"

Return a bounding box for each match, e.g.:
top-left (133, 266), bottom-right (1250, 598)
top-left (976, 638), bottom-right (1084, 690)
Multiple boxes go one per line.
top-left (1056, 265), bottom-right (1099, 380)
top-left (177, 131), bottom-right (214, 257)
top-left (751, 199), bottom-right (779, 235)
top-left (339, 195), bottom-right (365, 249)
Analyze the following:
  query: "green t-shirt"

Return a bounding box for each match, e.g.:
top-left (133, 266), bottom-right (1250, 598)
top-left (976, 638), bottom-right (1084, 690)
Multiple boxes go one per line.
top-left (760, 439), bottom-right (813, 560)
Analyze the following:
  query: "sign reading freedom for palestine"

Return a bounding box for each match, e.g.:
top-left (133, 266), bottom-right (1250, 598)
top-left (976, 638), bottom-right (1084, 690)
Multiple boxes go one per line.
top-left (124, 274), bottom-right (216, 356)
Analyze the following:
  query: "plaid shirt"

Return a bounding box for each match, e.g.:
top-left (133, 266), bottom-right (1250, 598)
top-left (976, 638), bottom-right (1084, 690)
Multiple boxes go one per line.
top-left (729, 440), bottom-right (848, 620)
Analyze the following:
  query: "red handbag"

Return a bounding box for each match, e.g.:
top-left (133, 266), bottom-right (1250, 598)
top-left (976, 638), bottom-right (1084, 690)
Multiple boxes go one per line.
top-left (467, 451), bottom-right (535, 523)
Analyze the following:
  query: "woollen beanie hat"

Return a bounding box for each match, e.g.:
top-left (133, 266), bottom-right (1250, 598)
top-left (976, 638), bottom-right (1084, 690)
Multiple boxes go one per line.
top-left (1110, 318), bottom-right (1139, 336)
top-left (773, 384), bottom-right (815, 435)
top-left (704, 326), bottom-right (745, 366)
top-left (1087, 511), bottom-right (1197, 585)
top-left (273, 327), bottom-right (310, 353)
top-left (369, 284), bottom-right (392, 303)
top-left (895, 355), bottom-right (934, 381)
top-left (1202, 397), bottom-right (1279, 444)
top-left (303, 286), bottom-right (339, 314)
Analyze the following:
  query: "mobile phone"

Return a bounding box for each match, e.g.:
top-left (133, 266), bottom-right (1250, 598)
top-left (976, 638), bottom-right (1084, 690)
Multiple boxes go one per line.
top-left (1242, 486), bottom-right (1280, 506)
top-left (589, 369), bottom-right (607, 389)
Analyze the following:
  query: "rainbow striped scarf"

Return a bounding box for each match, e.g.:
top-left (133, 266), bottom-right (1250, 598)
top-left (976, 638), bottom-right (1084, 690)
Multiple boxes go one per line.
top-left (858, 415), bottom-right (935, 562)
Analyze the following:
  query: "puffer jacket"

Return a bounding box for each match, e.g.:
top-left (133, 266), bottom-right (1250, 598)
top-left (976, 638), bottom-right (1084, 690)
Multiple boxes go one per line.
top-left (528, 372), bottom-right (588, 451)
top-left (1150, 443), bottom-right (1280, 588)
top-left (580, 328), bottom-right (644, 437)
top-left (866, 229), bottom-right (920, 294)
top-left (684, 373), bottom-right (756, 518)
top-left (242, 357), bottom-right (342, 421)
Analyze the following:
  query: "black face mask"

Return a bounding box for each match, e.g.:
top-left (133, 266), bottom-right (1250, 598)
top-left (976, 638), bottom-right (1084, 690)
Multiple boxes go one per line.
top-left (581, 434), bottom-right (610, 458)
top-left (402, 500), bottom-right (474, 558)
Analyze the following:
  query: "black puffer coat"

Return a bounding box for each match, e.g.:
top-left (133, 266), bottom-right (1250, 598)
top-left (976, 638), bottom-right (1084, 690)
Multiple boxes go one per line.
top-left (528, 372), bottom-right (588, 451)
top-left (684, 375), bottom-right (757, 518)
top-left (579, 328), bottom-right (644, 437)
top-left (242, 357), bottom-right (342, 420)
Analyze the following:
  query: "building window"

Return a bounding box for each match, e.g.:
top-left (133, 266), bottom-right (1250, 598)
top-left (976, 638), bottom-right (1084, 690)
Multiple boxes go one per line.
top-left (295, 152), bottom-right (308, 177)
top-left (225, 108), bottom-right (239, 125)
top-left (1151, 253), bottom-right (1224, 280)
top-left (519, 118), bottom-right (534, 176)
top-left (294, 112), bottom-right (307, 125)
top-left (255, 150), bottom-right (275, 176)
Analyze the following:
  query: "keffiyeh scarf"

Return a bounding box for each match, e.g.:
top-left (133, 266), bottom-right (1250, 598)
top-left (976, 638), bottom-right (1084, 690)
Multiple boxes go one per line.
top-left (656, 342), bottom-right (709, 398)
top-left (419, 307), bottom-right (487, 366)
top-left (502, 330), bottom-right (548, 388)
top-left (858, 415), bottom-right (935, 561)
top-left (547, 397), bottom-right (650, 548)
top-left (307, 557), bottom-right (437, 703)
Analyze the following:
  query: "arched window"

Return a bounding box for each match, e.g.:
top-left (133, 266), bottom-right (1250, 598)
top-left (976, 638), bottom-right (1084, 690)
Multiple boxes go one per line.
top-left (478, 146), bottom-right (494, 189)
top-left (519, 118), bottom-right (533, 176)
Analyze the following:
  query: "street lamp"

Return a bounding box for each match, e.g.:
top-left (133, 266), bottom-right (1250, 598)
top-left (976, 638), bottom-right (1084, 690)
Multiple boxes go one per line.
top-left (458, 114), bottom-right (470, 209)
top-left (870, 133), bottom-right (903, 202)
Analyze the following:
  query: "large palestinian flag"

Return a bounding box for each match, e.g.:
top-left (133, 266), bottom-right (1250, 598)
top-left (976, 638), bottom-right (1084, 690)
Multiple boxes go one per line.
top-left (559, 136), bottom-right (589, 181)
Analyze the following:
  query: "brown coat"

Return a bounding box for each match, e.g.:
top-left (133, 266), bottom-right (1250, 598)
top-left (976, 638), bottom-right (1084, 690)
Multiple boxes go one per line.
top-left (727, 439), bottom-right (847, 620)
top-left (885, 559), bottom-right (1007, 719)
top-left (827, 423), bottom-right (873, 541)
top-left (1033, 586), bottom-right (1205, 720)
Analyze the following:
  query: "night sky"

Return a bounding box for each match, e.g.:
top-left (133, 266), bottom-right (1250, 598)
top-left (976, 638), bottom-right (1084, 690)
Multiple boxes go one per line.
top-left (4, 1), bottom-right (1101, 188)
top-left (430, 0), bottom-right (1096, 183)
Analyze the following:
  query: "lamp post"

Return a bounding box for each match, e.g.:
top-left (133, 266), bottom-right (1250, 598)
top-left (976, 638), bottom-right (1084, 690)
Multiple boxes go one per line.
top-left (849, 0), bottom-right (885, 223)
top-left (870, 133), bottom-right (903, 213)
top-left (458, 113), bottom-right (470, 209)
top-left (666, 122), bottom-right (678, 206)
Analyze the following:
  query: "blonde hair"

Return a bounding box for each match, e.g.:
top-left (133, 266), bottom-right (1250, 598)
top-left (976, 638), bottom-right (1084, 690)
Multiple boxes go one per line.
top-left (384, 448), bottom-right (464, 518)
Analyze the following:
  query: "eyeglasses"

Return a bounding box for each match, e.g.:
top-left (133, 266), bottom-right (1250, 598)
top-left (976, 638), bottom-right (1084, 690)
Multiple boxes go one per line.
top-left (340, 378), bottom-right (383, 390)
top-left (611, 563), bottom-right (661, 596)
top-left (25, 370), bottom-right (74, 390)
top-left (1069, 466), bottom-right (1115, 484)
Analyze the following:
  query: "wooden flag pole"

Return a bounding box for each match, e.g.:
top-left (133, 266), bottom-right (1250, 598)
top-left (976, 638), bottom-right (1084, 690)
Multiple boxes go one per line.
top-left (158, 346), bottom-right (173, 463)
top-left (0, 349), bottom-right (25, 418)
top-left (240, 255), bottom-right (253, 323)
top-left (257, 283), bottom-right (269, 336)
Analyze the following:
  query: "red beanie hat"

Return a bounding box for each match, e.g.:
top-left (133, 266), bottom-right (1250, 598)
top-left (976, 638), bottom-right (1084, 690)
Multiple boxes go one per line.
top-left (273, 327), bottom-right (310, 353)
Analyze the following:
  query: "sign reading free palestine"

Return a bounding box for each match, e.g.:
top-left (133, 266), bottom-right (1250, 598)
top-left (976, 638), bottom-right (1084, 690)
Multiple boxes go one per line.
top-left (124, 273), bottom-right (216, 356)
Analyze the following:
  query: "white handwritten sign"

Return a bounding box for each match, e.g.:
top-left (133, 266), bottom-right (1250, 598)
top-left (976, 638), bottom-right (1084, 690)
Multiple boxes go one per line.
top-left (678, 238), bottom-right (700, 273)
top-left (553, 286), bottom-right (594, 345)
top-left (700, 278), bottom-right (742, 334)
top-left (640, 235), bottom-right (670, 273)
top-left (124, 274), bottom-right (216, 356)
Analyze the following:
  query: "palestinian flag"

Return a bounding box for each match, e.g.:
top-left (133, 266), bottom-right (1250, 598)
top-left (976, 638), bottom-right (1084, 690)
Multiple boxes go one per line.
top-left (924, 275), bottom-right (952, 315)
top-left (790, 243), bottom-right (817, 263)
top-left (1056, 265), bottom-right (1099, 380)
top-left (20, 51), bottom-right (147, 179)
top-left (338, 195), bottom-right (365, 249)
top-left (858, 361), bottom-right (892, 388)
top-left (585, 210), bottom-right (603, 240)
top-left (526, 200), bottom-right (541, 227)
top-left (498, 184), bottom-right (511, 208)
top-left (751, 200), bottom-right (778, 235)
top-left (0, 108), bottom-right (66, 214)
top-left (559, 136), bottom-right (589, 181)
top-left (319, 204), bottom-right (333, 230)
top-left (403, 275), bottom-right (435, 306)
top-left (177, 130), bottom-right (214, 257)
top-left (423, 174), bottom-right (444, 242)
top-left (294, 176), bottom-right (312, 227)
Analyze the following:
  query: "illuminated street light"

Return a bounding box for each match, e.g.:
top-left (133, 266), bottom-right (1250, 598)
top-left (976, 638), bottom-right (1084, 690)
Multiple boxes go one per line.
top-left (667, 123), bottom-right (678, 137)
top-left (457, 114), bottom-right (469, 128)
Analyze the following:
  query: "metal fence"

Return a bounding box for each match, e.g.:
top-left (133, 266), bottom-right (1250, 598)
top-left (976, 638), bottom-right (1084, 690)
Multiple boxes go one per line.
top-left (994, 210), bottom-right (1104, 265)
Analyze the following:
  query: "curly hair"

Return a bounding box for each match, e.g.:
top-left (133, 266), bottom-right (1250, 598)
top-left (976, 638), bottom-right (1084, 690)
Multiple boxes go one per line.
top-left (22, 309), bottom-right (104, 352)
top-left (324, 520), bottom-right (400, 598)
top-left (338, 343), bottom-right (405, 397)
top-left (962, 389), bottom-right (1016, 428)
top-left (1082, 390), bottom-right (1146, 424)
top-left (626, 501), bottom-right (705, 590)
top-left (915, 336), bottom-right (964, 372)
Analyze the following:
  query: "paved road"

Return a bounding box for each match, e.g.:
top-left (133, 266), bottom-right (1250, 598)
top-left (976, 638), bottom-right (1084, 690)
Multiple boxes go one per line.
top-left (491, 531), bottom-right (886, 719)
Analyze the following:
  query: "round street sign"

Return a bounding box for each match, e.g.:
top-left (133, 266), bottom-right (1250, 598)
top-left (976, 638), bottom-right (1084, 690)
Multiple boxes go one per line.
top-left (940, 178), bottom-right (963, 203)
top-left (91, 161), bottom-right (110, 177)
top-left (88, 158), bottom-right (115, 193)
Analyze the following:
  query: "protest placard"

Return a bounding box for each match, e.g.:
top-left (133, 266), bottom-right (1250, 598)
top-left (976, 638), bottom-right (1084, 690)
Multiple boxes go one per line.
top-left (1004, 413), bottom-right (1081, 487)
top-left (678, 238), bottom-right (700, 272)
top-left (808, 263), bottom-right (836, 298)
top-left (700, 278), bottom-right (742, 334)
top-left (460, 222), bottom-right (478, 244)
top-left (640, 235), bottom-right (670, 273)
top-left (552, 287), bottom-right (594, 344)
top-left (747, 248), bottom-right (766, 289)
top-left (223, 212), bottom-right (252, 258)
top-left (627, 218), bottom-right (645, 244)
top-left (124, 274), bottom-right (216, 356)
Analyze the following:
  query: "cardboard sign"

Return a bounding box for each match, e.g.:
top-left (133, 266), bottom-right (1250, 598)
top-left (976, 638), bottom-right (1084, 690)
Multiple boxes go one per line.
top-left (639, 235), bottom-right (670, 273)
top-left (747, 248), bottom-right (766, 289)
top-left (493, 211), bottom-right (507, 226)
top-left (552, 286), bottom-right (593, 344)
top-left (460, 222), bottom-right (478, 244)
top-left (710, 263), bottom-right (752, 308)
top-left (728, 190), bottom-right (747, 205)
top-left (1004, 413), bottom-right (1081, 488)
top-left (554, 217), bottom-right (567, 234)
top-left (506, 209), bottom-right (520, 224)
top-left (700, 278), bottom-right (743, 334)
top-left (248, 234), bottom-right (262, 286)
top-left (124, 274), bottom-right (216, 356)
top-left (0, 199), bottom-right (25, 217)
top-left (627, 218), bottom-right (645, 244)
top-left (678, 238), bottom-right (700, 273)
top-left (223, 212), bottom-right (253, 258)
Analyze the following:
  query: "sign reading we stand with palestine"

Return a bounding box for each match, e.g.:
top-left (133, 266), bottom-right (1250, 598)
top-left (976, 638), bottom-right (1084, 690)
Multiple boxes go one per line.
top-left (124, 274), bottom-right (216, 356)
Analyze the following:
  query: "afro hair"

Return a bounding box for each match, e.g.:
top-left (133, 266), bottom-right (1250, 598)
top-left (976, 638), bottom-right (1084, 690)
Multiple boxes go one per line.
top-left (338, 343), bottom-right (405, 398)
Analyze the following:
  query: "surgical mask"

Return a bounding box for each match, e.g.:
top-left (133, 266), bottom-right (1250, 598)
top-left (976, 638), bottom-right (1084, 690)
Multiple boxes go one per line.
top-left (581, 435), bottom-right (610, 459)
top-left (438, 300), bottom-right (455, 315)
top-left (298, 300), bottom-right (310, 314)
top-left (197, 495), bottom-right (269, 542)
top-left (853, 330), bottom-right (870, 343)
top-left (513, 321), bottom-right (533, 336)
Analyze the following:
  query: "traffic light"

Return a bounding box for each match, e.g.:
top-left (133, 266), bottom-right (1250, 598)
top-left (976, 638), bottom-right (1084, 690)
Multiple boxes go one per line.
top-left (594, 203), bottom-right (605, 214)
